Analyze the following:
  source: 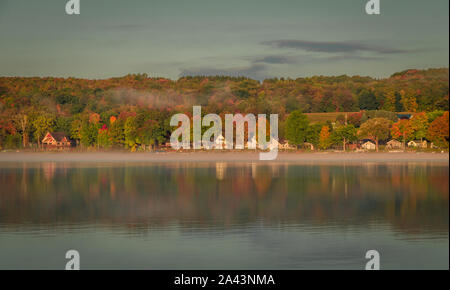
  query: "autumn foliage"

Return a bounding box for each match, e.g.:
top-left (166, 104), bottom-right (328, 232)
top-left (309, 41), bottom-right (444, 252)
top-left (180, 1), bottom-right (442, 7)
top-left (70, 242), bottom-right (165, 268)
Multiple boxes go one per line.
top-left (0, 68), bottom-right (448, 150)
top-left (427, 112), bottom-right (449, 148)
top-left (391, 119), bottom-right (414, 144)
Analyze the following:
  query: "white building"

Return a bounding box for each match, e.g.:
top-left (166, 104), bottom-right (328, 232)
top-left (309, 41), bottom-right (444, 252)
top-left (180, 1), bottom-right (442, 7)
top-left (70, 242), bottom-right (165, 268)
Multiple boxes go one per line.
top-left (361, 141), bottom-right (376, 150)
top-left (214, 134), bottom-right (225, 149)
top-left (408, 140), bottom-right (427, 148)
top-left (268, 138), bottom-right (280, 151)
top-left (247, 136), bottom-right (257, 149)
top-left (386, 139), bottom-right (403, 150)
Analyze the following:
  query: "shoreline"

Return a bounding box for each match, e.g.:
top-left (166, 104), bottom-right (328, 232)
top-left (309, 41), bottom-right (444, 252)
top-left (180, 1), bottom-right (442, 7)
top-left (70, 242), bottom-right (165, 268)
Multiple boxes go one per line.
top-left (0, 151), bottom-right (448, 163)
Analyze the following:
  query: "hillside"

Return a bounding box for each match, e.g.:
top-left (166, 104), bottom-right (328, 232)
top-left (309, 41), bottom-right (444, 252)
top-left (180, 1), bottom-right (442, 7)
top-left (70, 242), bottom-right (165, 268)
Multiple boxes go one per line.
top-left (0, 68), bottom-right (448, 149)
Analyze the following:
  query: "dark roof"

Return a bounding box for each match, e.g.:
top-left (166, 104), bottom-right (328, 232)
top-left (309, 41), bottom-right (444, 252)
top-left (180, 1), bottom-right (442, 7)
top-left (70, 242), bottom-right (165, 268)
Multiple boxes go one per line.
top-left (397, 114), bottom-right (412, 120)
top-left (49, 132), bottom-right (70, 142)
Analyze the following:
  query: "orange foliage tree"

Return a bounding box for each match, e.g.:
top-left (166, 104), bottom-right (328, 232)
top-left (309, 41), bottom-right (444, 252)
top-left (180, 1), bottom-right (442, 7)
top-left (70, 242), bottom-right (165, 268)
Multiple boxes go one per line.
top-left (319, 126), bottom-right (332, 150)
top-left (427, 112), bottom-right (449, 148)
top-left (391, 119), bottom-right (414, 148)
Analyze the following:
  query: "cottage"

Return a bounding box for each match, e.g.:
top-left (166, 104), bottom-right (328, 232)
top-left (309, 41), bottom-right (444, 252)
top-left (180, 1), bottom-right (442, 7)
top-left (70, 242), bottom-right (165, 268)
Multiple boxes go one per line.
top-left (42, 132), bottom-right (72, 149)
top-left (407, 140), bottom-right (418, 147)
top-left (386, 139), bottom-right (403, 150)
top-left (246, 136), bottom-right (257, 149)
top-left (361, 141), bottom-right (376, 150)
top-left (277, 141), bottom-right (295, 150)
top-left (408, 140), bottom-right (427, 148)
top-left (268, 138), bottom-right (280, 150)
top-left (303, 142), bottom-right (315, 151)
top-left (214, 134), bottom-right (225, 149)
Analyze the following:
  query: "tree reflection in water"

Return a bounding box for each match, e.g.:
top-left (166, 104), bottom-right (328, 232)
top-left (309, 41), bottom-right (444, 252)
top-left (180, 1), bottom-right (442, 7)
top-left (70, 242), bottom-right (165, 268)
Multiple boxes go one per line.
top-left (0, 162), bottom-right (448, 236)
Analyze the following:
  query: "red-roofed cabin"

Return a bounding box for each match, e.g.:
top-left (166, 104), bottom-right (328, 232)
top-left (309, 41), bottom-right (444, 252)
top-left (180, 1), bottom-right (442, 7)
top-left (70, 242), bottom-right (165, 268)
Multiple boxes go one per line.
top-left (42, 132), bottom-right (72, 149)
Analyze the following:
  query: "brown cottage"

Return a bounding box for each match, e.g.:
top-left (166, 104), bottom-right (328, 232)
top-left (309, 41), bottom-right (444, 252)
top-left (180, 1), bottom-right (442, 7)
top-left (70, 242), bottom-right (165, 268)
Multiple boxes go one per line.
top-left (42, 132), bottom-right (72, 148)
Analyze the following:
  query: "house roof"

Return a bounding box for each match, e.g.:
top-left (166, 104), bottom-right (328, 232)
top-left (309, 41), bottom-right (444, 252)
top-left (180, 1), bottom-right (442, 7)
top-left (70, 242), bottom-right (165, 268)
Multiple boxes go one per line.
top-left (362, 141), bottom-right (375, 146)
top-left (408, 140), bottom-right (424, 144)
top-left (47, 132), bottom-right (70, 142)
top-left (397, 114), bottom-right (412, 120)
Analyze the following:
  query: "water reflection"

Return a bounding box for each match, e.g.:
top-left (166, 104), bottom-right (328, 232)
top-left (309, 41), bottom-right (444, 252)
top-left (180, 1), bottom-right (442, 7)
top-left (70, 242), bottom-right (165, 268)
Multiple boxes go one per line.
top-left (0, 162), bottom-right (448, 238)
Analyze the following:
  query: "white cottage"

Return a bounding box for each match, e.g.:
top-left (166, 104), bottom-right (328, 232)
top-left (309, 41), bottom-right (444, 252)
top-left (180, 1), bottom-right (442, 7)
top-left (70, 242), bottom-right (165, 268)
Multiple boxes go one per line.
top-left (268, 138), bottom-right (280, 150)
top-left (214, 134), bottom-right (225, 149)
top-left (361, 141), bottom-right (376, 150)
top-left (408, 140), bottom-right (427, 148)
top-left (386, 139), bottom-right (403, 150)
top-left (247, 136), bottom-right (257, 149)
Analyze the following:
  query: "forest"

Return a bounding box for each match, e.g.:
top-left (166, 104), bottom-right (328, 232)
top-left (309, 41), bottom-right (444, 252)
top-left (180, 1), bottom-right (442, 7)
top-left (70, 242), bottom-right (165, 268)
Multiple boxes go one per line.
top-left (0, 68), bottom-right (448, 150)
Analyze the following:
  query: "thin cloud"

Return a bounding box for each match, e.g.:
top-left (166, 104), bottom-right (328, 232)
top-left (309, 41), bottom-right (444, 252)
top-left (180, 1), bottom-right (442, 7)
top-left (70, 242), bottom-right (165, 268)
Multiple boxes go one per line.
top-left (262, 39), bottom-right (408, 54)
top-left (178, 52), bottom-right (385, 80)
top-left (252, 55), bottom-right (297, 64)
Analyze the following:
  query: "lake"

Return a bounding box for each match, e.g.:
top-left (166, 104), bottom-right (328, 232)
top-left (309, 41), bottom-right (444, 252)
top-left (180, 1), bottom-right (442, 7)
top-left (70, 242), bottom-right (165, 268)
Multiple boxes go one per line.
top-left (0, 161), bottom-right (448, 269)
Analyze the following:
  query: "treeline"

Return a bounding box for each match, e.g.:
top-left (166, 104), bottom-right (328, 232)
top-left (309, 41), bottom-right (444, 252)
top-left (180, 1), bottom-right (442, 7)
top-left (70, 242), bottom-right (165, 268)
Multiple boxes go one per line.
top-left (0, 68), bottom-right (448, 150)
top-left (284, 110), bottom-right (449, 151)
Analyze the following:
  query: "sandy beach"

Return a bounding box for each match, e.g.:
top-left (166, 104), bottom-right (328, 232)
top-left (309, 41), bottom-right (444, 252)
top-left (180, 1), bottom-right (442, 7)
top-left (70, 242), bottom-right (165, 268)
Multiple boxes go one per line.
top-left (0, 151), bottom-right (448, 163)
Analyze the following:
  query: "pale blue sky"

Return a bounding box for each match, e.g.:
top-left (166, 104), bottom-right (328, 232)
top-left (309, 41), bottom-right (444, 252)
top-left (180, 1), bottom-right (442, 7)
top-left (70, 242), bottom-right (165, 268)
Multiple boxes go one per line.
top-left (0, 0), bottom-right (448, 80)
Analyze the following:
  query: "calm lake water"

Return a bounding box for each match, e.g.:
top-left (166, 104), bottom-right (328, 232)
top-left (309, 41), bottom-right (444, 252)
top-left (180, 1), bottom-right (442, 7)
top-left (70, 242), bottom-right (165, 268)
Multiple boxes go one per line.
top-left (0, 162), bottom-right (448, 269)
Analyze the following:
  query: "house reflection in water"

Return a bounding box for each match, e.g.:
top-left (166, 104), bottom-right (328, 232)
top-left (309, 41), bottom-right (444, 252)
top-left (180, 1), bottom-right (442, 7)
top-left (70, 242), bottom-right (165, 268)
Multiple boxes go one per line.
top-left (216, 163), bottom-right (227, 180)
top-left (0, 162), bottom-right (447, 236)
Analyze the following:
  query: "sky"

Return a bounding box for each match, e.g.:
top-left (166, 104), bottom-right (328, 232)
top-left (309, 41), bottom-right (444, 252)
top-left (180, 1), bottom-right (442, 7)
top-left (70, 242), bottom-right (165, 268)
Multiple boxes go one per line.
top-left (0, 0), bottom-right (448, 80)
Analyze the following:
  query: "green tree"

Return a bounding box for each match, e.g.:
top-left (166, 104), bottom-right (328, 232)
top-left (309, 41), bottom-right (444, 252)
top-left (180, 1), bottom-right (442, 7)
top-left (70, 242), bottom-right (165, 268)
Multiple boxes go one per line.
top-left (411, 112), bottom-right (429, 141)
top-left (332, 124), bottom-right (357, 151)
top-left (426, 111), bottom-right (445, 123)
top-left (358, 118), bottom-right (392, 152)
top-left (55, 117), bottom-right (71, 134)
top-left (305, 123), bottom-right (322, 148)
top-left (70, 116), bottom-right (83, 146)
top-left (32, 114), bottom-right (55, 148)
top-left (394, 92), bottom-right (404, 112)
top-left (285, 110), bottom-right (309, 148)
top-left (13, 111), bottom-right (31, 148)
top-left (400, 90), bottom-right (418, 112)
top-left (108, 119), bottom-right (125, 147)
top-left (358, 89), bottom-right (379, 110)
top-left (124, 116), bottom-right (138, 151)
top-left (97, 125), bottom-right (112, 149)
top-left (80, 121), bottom-right (99, 148)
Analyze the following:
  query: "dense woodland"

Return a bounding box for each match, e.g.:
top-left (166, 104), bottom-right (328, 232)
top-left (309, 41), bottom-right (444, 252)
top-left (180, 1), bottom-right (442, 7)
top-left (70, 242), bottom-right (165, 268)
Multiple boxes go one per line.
top-left (0, 68), bottom-right (448, 150)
